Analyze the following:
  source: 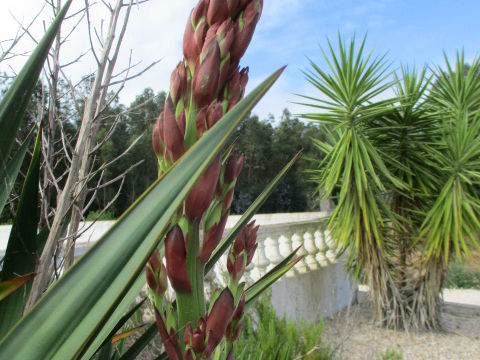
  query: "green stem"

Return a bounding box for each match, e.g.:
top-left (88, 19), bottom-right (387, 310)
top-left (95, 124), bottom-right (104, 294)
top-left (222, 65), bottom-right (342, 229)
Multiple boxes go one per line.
top-left (176, 219), bottom-right (205, 344)
top-left (226, 341), bottom-right (234, 358)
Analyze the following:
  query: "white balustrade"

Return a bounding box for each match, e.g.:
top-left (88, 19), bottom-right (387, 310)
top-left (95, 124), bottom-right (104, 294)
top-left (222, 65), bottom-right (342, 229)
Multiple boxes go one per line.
top-left (207, 216), bottom-right (339, 285)
top-left (27, 213), bottom-right (340, 290)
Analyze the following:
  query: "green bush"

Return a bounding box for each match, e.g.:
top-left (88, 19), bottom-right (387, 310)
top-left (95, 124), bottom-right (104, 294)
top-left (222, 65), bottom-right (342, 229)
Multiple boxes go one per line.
top-left (445, 260), bottom-right (480, 289)
top-left (234, 293), bottom-right (337, 360)
top-left (379, 349), bottom-right (403, 360)
top-left (85, 210), bottom-right (115, 221)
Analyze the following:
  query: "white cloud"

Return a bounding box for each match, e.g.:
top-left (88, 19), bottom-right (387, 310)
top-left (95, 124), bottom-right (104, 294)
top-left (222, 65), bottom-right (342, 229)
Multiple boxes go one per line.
top-left (0, 0), bottom-right (195, 104)
top-left (0, 0), bottom-right (313, 120)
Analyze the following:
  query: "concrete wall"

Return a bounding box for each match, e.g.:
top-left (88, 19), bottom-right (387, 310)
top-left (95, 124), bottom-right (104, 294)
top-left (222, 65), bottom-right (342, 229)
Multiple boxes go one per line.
top-left (272, 256), bottom-right (354, 322)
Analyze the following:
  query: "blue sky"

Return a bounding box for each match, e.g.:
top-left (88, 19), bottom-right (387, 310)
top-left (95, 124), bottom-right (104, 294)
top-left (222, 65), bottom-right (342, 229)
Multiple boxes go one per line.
top-left (1, 0), bottom-right (479, 120)
top-left (245, 0), bottom-right (480, 119)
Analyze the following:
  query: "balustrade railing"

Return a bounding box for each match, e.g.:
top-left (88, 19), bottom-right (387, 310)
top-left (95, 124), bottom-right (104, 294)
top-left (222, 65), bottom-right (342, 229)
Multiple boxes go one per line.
top-left (1, 212), bottom-right (339, 282)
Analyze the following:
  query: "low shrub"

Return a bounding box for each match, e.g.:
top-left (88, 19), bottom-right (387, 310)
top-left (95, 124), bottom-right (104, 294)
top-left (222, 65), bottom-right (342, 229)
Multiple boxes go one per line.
top-left (445, 260), bottom-right (480, 289)
top-left (379, 349), bottom-right (403, 360)
top-left (234, 293), bottom-right (337, 360)
top-left (85, 210), bottom-right (115, 221)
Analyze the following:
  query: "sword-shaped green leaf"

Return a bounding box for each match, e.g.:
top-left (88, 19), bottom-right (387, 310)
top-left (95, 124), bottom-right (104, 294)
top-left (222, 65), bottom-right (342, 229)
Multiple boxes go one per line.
top-left (0, 0), bottom-right (72, 169)
top-left (117, 322), bottom-right (157, 360)
top-left (0, 129), bottom-right (35, 215)
top-left (0, 274), bottom-right (36, 302)
top-left (0, 129), bottom-right (42, 338)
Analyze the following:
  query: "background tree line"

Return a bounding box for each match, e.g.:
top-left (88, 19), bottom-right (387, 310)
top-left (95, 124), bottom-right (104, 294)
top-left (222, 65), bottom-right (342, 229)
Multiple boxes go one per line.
top-left (0, 82), bottom-right (324, 223)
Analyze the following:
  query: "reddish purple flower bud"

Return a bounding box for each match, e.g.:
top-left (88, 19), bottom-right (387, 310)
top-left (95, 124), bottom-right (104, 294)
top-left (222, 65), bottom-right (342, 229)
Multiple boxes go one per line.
top-left (228, 221), bottom-right (259, 281)
top-left (184, 349), bottom-right (194, 360)
top-left (224, 188), bottom-right (234, 210)
top-left (232, 256), bottom-right (245, 282)
top-left (225, 151), bottom-right (244, 183)
top-left (198, 212), bottom-right (228, 263)
top-left (192, 0), bottom-right (207, 23)
top-left (233, 293), bottom-right (245, 321)
top-left (227, 0), bottom-right (240, 14)
top-left (232, 321), bottom-right (243, 341)
top-left (193, 38), bottom-right (221, 107)
top-left (165, 226), bottom-right (192, 293)
top-left (145, 266), bottom-right (157, 290)
top-left (152, 113), bottom-right (165, 156)
top-left (227, 67), bottom-right (249, 110)
top-left (230, 0), bottom-right (262, 63)
top-left (185, 155), bottom-right (222, 221)
top-left (192, 327), bottom-right (206, 353)
top-left (154, 308), bottom-right (182, 360)
top-left (217, 19), bottom-right (235, 59)
top-left (146, 249), bottom-right (168, 295)
top-left (196, 106), bottom-right (208, 138)
top-left (149, 248), bottom-right (161, 269)
top-left (184, 322), bottom-right (193, 346)
top-left (170, 61), bottom-right (187, 104)
top-left (183, 2), bottom-right (207, 66)
top-left (207, 100), bottom-right (223, 129)
top-left (163, 96), bottom-right (186, 162)
top-left (204, 288), bottom-right (235, 357)
top-left (207, 0), bottom-right (229, 25)
top-left (239, 0), bottom-right (251, 8)
top-left (218, 58), bottom-right (231, 93)
top-left (177, 109), bottom-right (186, 137)
top-left (226, 319), bottom-right (243, 342)
top-left (247, 242), bottom-right (258, 265)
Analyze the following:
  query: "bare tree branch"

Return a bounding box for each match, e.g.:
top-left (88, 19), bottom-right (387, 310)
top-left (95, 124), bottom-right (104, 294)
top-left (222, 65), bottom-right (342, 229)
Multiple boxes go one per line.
top-left (84, 0), bottom-right (100, 65)
top-left (0, 5), bottom-right (44, 63)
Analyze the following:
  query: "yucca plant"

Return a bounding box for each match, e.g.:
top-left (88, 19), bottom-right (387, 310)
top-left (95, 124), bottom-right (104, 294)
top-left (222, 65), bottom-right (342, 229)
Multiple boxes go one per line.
top-left (415, 54), bottom-right (480, 328)
top-left (145, 1), bottom-right (302, 358)
top-left (298, 35), bottom-right (404, 328)
top-left (301, 35), bottom-right (480, 330)
top-left (0, 0), bottom-right (301, 358)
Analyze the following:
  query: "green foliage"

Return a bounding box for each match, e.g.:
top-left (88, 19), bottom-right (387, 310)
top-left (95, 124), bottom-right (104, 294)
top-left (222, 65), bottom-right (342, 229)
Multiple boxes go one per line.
top-left (234, 293), bottom-right (336, 360)
top-left (232, 109), bottom-right (324, 214)
top-left (0, 130), bottom-right (43, 338)
top-left (445, 260), bottom-right (480, 289)
top-left (379, 349), bottom-right (403, 360)
top-left (85, 210), bottom-right (116, 221)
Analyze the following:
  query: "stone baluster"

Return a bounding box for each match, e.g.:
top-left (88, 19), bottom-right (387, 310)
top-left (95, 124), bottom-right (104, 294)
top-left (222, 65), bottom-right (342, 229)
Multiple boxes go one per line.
top-left (303, 229), bottom-right (319, 270)
top-left (251, 238), bottom-right (270, 281)
top-left (291, 232), bottom-right (308, 274)
top-left (244, 261), bottom-right (255, 285)
top-left (278, 234), bottom-right (295, 278)
top-left (264, 235), bottom-right (282, 272)
top-left (324, 229), bottom-right (337, 263)
top-left (314, 229), bottom-right (329, 267)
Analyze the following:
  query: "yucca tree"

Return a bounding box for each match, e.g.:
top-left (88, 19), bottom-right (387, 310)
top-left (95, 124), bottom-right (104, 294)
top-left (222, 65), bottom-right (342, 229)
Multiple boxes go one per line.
top-left (298, 35), bottom-right (405, 327)
top-left (301, 35), bottom-right (480, 330)
top-left (415, 54), bottom-right (480, 328)
top-left (374, 66), bottom-right (439, 329)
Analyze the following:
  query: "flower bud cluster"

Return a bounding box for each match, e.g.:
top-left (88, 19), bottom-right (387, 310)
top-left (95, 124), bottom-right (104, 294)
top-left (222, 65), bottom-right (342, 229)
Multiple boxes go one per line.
top-left (145, 249), bottom-right (168, 298)
top-left (227, 220), bottom-right (259, 283)
top-left (149, 0), bottom-right (264, 358)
